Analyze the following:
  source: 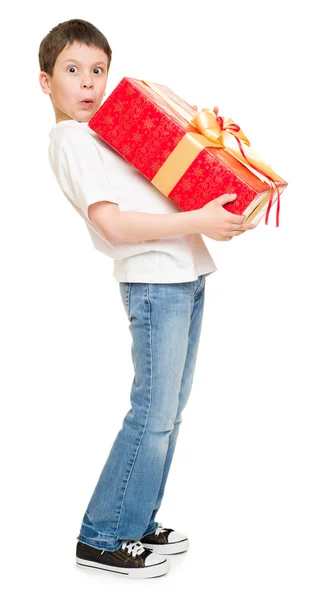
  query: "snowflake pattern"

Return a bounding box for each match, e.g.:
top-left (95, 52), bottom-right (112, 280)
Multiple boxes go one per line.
top-left (114, 102), bottom-right (125, 113)
top-left (143, 117), bottom-right (156, 130)
top-left (132, 132), bottom-right (143, 142)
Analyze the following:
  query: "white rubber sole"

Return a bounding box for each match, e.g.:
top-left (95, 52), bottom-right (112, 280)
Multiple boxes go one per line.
top-left (141, 538), bottom-right (189, 554)
top-left (76, 556), bottom-right (168, 578)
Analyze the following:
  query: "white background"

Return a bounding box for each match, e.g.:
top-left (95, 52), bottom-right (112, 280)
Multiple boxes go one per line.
top-left (1, 0), bottom-right (308, 597)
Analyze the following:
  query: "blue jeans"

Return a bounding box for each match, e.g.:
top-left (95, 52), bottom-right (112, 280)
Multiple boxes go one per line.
top-left (77, 274), bottom-right (206, 551)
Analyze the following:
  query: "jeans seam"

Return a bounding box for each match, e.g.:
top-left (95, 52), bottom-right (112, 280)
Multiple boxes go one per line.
top-left (114, 284), bottom-right (153, 540)
top-left (194, 275), bottom-right (205, 299)
top-left (126, 283), bottom-right (132, 317)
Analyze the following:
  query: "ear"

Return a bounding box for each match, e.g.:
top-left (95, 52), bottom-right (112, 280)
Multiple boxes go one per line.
top-left (38, 71), bottom-right (51, 95)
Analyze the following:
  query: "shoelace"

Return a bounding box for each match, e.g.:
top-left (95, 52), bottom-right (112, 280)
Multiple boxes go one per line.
top-left (154, 523), bottom-right (168, 537)
top-left (101, 539), bottom-right (146, 557)
top-left (121, 540), bottom-right (147, 557)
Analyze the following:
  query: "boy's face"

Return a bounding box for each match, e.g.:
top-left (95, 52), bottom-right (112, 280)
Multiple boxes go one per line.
top-left (40, 41), bottom-right (109, 123)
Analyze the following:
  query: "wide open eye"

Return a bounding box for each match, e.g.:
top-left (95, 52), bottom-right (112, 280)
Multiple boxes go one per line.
top-left (67, 66), bottom-right (104, 74)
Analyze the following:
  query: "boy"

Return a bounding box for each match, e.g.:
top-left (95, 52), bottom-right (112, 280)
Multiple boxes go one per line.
top-left (39, 18), bottom-right (255, 579)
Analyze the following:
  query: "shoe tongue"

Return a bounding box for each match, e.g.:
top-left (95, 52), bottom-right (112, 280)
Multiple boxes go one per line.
top-left (141, 548), bottom-right (153, 558)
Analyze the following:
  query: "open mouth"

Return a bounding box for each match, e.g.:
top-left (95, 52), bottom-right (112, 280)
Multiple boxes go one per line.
top-left (80, 100), bottom-right (93, 106)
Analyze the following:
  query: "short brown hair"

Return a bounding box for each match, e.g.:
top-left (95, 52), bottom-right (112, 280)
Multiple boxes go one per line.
top-left (38, 18), bottom-right (112, 77)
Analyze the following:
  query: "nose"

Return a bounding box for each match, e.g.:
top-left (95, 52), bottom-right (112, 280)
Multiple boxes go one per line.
top-left (81, 75), bottom-right (94, 88)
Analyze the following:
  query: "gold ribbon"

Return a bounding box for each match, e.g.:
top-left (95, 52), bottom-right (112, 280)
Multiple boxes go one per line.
top-left (142, 80), bottom-right (283, 199)
top-left (193, 107), bottom-right (280, 181)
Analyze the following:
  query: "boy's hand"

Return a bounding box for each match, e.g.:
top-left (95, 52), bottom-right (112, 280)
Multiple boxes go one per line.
top-left (197, 193), bottom-right (256, 241)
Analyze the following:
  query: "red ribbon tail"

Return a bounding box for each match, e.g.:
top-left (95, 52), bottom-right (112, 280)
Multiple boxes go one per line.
top-left (276, 187), bottom-right (281, 227)
top-left (265, 183), bottom-right (281, 226)
top-left (233, 134), bottom-right (281, 227)
top-left (264, 187), bottom-right (274, 225)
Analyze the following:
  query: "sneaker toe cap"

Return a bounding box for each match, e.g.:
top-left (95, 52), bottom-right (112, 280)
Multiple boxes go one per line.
top-left (145, 551), bottom-right (167, 566)
top-left (168, 530), bottom-right (188, 543)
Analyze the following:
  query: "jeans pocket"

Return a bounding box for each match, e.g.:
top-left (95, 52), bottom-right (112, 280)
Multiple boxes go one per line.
top-left (119, 282), bottom-right (132, 319)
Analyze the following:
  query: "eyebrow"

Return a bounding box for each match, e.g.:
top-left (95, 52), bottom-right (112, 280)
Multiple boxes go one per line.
top-left (62, 59), bottom-right (107, 66)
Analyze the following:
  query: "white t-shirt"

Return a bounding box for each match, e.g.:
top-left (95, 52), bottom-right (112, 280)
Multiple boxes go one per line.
top-left (48, 119), bottom-right (217, 283)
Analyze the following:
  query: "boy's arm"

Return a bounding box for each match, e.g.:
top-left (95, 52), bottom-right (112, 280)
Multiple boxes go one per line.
top-left (89, 193), bottom-right (253, 243)
top-left (88, 200), bottom-right (202, 243)
top-left (55, 131), bottom-right (238, 243)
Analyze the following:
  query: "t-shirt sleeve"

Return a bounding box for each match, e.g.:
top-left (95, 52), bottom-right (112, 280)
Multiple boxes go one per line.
top-left (56, 129), bottom-right (118, 221)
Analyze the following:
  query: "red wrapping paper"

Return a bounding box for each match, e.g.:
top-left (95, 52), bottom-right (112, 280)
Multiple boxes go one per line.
top-left (88, 77), bottom-right (287, 225)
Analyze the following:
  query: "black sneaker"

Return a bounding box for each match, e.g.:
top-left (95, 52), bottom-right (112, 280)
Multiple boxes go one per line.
top-left (76, 539), bottom-right (168, 579)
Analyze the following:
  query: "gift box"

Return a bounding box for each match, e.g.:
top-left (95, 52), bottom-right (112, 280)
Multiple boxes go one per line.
top-left (88, 78), bottom-right (288, 226)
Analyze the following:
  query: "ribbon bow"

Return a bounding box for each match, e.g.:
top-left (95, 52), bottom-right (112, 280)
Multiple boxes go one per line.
top-left (193, 107), bottom-right (281, 226)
